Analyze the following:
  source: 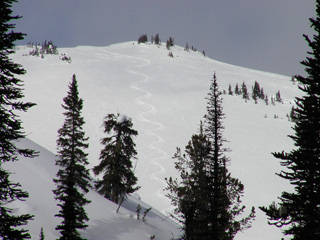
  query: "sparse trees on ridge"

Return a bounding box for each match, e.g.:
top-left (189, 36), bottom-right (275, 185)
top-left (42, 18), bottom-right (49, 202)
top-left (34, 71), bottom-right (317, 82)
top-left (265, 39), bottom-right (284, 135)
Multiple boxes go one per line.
top-left (0, 0), bottom-right (36, 238)
top-left (53, 74), bottom-right (91, 240)
top-left (93, 113), bottom-right (140, 205)
top-left (260, 0), bottom-right (320, 239)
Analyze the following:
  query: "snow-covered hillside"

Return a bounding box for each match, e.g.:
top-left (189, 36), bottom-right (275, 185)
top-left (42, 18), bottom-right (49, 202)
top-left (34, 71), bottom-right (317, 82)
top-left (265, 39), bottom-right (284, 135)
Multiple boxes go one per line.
top-left (10, 42), bottom-right (299, 239)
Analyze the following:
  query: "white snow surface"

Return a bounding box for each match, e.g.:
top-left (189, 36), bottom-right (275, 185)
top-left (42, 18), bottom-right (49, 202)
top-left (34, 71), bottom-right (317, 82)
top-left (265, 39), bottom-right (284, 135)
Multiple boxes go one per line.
top-left (9, 42), bottom-right (300, 239)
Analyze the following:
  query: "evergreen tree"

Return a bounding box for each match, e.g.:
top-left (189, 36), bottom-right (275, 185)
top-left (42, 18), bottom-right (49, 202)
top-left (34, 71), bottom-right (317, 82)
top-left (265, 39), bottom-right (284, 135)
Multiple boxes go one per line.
top-left (228, 84), bottom-right (233, 95)
top-left (241, 82), bottom-right (249, 100)
top-left (39, 228), bottom-right (44, 240)
top-left (166, 37), bottom-right (174, 50)
top-left (275, 90), bottom-right (282, 103)
top-left (93, 113), bottom-right (140, 204)
top-left (264, 94), bottom-right (269, 106)
top-left (166, 40), bottom-right (171, 50)
top-left (168, 37), bottom-right (174, 47)
top-left (252, 81), bottom-right (260, 103)
top-left (0, 0), bottom-right (36, 239)
top-left (185, 42), bottom-right (190, 51)
top-left (138, 34), bottom-right (148, 44)
top-left (260, 87), bottom-right (265, 100)
top-left (165, 123), bottom-right (212, 240)
top-left (166, 74), bottom-right (254, 240)
top-left (154, 33), bottom-right (160, 45)
top-left (204, 73), bottom-right (254, 240)
top-left (234, 83), bottom-right (240, 95)
top-left (260, 1), bottom-right (320, 239)
top-left (53, 74), bottom-right (91, 240)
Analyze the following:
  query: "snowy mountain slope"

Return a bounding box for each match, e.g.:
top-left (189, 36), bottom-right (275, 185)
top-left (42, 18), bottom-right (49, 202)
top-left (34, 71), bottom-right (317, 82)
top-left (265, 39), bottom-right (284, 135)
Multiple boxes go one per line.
top-left (11, 42), bottom-right (300, 239)
top-left (7, 138), bottom-right (180, 240)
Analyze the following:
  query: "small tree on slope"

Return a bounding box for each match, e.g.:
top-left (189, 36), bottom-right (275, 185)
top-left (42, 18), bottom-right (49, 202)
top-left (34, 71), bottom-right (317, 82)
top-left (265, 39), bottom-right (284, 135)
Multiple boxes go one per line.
top-left (260, 1), bottom-right (320, 239)
top-left (0, 0), bottom-right (37, 239)
top-left (93, 113), bottom-right (140, 204)
top-left (53, 74), bottom-right (91, 240)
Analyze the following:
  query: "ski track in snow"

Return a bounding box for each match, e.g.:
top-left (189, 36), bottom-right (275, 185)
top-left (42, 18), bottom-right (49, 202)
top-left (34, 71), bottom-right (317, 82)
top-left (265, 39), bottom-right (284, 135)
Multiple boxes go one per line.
top-left (98, 49), bottom-right (169, 211)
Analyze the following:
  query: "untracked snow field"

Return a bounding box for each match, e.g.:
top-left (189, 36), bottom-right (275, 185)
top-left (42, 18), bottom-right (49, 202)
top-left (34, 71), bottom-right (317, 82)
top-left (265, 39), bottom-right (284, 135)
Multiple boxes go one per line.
top-left (10, 42), bottom-right (300, 239)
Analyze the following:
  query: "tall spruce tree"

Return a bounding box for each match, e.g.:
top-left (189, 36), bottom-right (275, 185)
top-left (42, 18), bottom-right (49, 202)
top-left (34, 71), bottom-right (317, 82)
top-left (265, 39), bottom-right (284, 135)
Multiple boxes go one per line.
top-left (93, 113), bottom-right (140, 204)
top-left (53, 74), bottom-right (91, 240)
top-left (166, 74), bottom-right (254, 240)
top-left (204, 73), bottom-right (254, 240)
top-left (0, 0), bottom-right (36, 239)
top-left (260, 1), bottom-right (320, 239)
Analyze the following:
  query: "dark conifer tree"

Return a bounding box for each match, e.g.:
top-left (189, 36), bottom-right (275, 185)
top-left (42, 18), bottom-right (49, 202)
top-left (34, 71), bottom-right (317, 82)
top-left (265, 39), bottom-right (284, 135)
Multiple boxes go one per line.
top-left (275, 90), bottom-right (282, 103)
top-left (260, 1), bottom-right (320, 239)
top-left (241, 82), bottom-right (249, 100)
top-left (165, 123), bottom-right (212, 240)
top-left (53, 74), bottom-right (91, 240)
top-left (138, 34), bottom-right (148, 44)
top-left (93, 113), bottom-right (140, 204)
top-left (0, 0), bottom-right (36, 239)
top-left (234, 83), bottom-right (240, 95)
top-left (166, 40), bottom-right (171, 50)
top-left (264, 95), bottom-right (269, 106)
top-left (166, 74), bottom-right (254, 240)
top-left (228, 84), bottom-right (233, 95)
top-left (154, 33), bottom-right (160, 45)
top-left (204, 73), bottom-right (254, 240)
top-left (185, 42), bottom-right (190, 51)
top-left (39, 228), bottom-right (44, 240)
top-left (168, 37), bottom-right (174, 47)
top-left (252, 81), bottom-right (260, 102)
top-left (260, 87), bottom-right (265, 100)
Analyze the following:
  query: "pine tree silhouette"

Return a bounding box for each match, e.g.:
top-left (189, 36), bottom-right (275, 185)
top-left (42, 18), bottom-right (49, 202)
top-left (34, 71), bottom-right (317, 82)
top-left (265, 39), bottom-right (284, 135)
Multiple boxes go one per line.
top-left (166, 74), bottom-right (255, 240)
top-left (260, 1), bottom-right (320, 239)
top-left (39, 227), bottom-right (45, 240)
top-left (0, 0), bottom-right (36, 238)
top-left (93, 113), bottom-right (140, 204)
top-left (204, 74), bottom-right (254, 239)
top-left (53, 74), bottom-right (91, 240)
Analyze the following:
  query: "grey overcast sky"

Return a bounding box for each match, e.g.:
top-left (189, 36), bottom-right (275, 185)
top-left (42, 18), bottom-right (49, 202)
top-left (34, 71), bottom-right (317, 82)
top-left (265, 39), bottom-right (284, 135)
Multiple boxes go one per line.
top-left (13, 0), bottom-right (314, 76)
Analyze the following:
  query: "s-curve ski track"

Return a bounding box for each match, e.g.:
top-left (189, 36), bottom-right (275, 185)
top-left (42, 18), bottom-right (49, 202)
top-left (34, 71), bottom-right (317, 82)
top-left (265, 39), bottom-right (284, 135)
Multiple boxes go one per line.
top-left (98, 48), bottom-right (171, 214)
